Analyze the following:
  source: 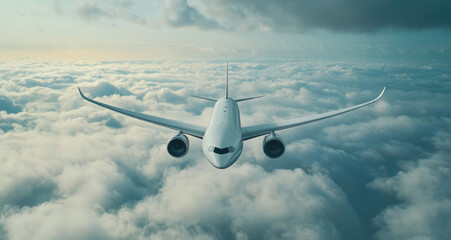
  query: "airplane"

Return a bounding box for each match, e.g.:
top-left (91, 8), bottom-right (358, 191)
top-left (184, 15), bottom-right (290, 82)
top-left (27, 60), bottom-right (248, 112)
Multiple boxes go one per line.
top-left (79, 63), bottom-right (385, 169)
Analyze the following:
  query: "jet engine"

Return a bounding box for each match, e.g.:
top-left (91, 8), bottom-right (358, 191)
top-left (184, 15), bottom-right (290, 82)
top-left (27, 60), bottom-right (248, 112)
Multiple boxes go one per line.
top-left (167, 132), bottom-right (189, 158)
top-left (263, 132), bottom-right (285, 158)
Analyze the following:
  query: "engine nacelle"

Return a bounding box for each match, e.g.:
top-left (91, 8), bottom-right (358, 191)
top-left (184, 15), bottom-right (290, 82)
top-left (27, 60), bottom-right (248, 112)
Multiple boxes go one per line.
top-left (167, 132), bottom-right (189, 158)
top-left (263, 132), bottom-right (285, 158)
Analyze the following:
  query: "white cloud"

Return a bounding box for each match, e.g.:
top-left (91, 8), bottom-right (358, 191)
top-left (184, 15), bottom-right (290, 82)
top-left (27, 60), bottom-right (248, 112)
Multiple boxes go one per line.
top-left (0, 59), bottom-right (450, 239)
top-left (2, 202), bottom-right (110, 240)
top-left (367, 131), bottom-right (451, 240)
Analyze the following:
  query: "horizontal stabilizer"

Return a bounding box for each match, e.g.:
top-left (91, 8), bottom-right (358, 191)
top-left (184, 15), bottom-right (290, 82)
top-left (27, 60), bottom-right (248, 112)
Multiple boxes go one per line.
top-left (235, 95), bottom-right (264, 102)
top-left (191, 95), bottom-right (216, 102)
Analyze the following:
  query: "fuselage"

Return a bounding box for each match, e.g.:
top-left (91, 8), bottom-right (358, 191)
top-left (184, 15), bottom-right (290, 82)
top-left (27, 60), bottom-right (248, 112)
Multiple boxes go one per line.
top-left (202, 97), bottom-right (243, 168)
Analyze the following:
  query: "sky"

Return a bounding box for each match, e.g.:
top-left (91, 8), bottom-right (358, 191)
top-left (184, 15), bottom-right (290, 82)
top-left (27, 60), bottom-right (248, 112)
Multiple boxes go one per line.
top-left (1, 0), bottom-right (451, 60)
top-left (1, 1), bottom-right (451, 240)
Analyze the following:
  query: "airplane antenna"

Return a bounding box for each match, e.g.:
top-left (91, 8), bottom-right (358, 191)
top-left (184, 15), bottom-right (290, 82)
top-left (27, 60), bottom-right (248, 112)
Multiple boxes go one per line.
top-left (225, 61), bottom-right (229, 99)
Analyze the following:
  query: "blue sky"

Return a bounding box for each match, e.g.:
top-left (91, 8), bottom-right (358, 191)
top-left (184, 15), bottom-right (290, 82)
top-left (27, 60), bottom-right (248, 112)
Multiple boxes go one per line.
top-left (1, 1), bottom-right (451, 240)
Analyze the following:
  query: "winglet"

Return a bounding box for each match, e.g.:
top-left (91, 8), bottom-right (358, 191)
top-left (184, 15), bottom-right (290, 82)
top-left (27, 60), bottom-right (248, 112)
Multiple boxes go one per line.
top-left (376, 87), bottom-right (386, 101)
top-left (78, 87), bottom-right (88, 100)
top-left (225, 61), bottom-right (229, 99)
top-left (371, 87), bottom-right (386, 103)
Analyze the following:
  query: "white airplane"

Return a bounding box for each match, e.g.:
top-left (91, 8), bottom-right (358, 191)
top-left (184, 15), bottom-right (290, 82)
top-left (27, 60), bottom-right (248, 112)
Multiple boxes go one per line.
top-left (79, 63), bottom-right (385, 169)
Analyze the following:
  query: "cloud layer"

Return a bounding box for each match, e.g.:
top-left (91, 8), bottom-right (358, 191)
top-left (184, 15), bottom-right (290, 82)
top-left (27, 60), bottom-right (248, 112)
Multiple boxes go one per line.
top-left (0, 59), bottom-right (450, 239)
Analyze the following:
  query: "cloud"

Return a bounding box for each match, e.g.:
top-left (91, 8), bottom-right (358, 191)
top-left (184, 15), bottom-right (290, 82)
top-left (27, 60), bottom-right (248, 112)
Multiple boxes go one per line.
top-left (0, 59), bottom-right (450, 239)
top-left (77, 0), bottom-right (148, 26)
top-left (83, 81), bottom-right (131, 98)
top-left (101, 165), bottom-right (363, 239)
top-left (161, 0), bottom-right (451, 32)
top-left (164, 0), bottom-right (220, 29)
top-left (0, 95), bottom-right (22, 114)
top-left (2, 203), bottom-right (111, 240)
top-left (369, 131), bottom-right (451, 239)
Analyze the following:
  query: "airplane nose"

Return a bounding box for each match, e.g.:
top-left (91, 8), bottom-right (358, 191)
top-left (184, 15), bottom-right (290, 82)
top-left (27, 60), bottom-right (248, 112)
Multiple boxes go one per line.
top-left (209, 154), bottom-right (233, 169)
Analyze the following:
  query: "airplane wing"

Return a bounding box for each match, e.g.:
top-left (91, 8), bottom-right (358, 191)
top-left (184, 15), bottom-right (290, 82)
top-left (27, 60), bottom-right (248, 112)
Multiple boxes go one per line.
top-left (78, 87), bottom-right (205, 138)
top-left (241, 88), bottom-right (385, 140)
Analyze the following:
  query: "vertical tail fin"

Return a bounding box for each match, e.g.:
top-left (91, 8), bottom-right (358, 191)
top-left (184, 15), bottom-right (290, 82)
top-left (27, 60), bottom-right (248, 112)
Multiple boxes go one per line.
top-left (225, 61), bottom-right (229, 99)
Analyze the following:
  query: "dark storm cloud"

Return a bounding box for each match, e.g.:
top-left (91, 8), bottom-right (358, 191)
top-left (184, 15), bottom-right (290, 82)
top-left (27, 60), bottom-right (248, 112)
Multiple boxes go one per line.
top-left (163, 0), bottom-right (451, 32)
top-left (0, 60), bottom-right (450, 239)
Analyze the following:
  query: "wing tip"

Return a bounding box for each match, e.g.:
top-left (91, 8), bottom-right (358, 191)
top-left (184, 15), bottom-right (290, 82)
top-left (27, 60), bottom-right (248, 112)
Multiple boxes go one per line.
top-left (78, 87), bottom-right (88, 100)
top-left (376, 87), bottom-right (386, 100)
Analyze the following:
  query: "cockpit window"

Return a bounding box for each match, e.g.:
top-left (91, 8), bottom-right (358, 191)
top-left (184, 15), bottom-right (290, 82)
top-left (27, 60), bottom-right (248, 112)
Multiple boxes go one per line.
top-left (214, 147), bottom-right (228, 154)
top-left (212, 146), bottom-right (235, 154)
